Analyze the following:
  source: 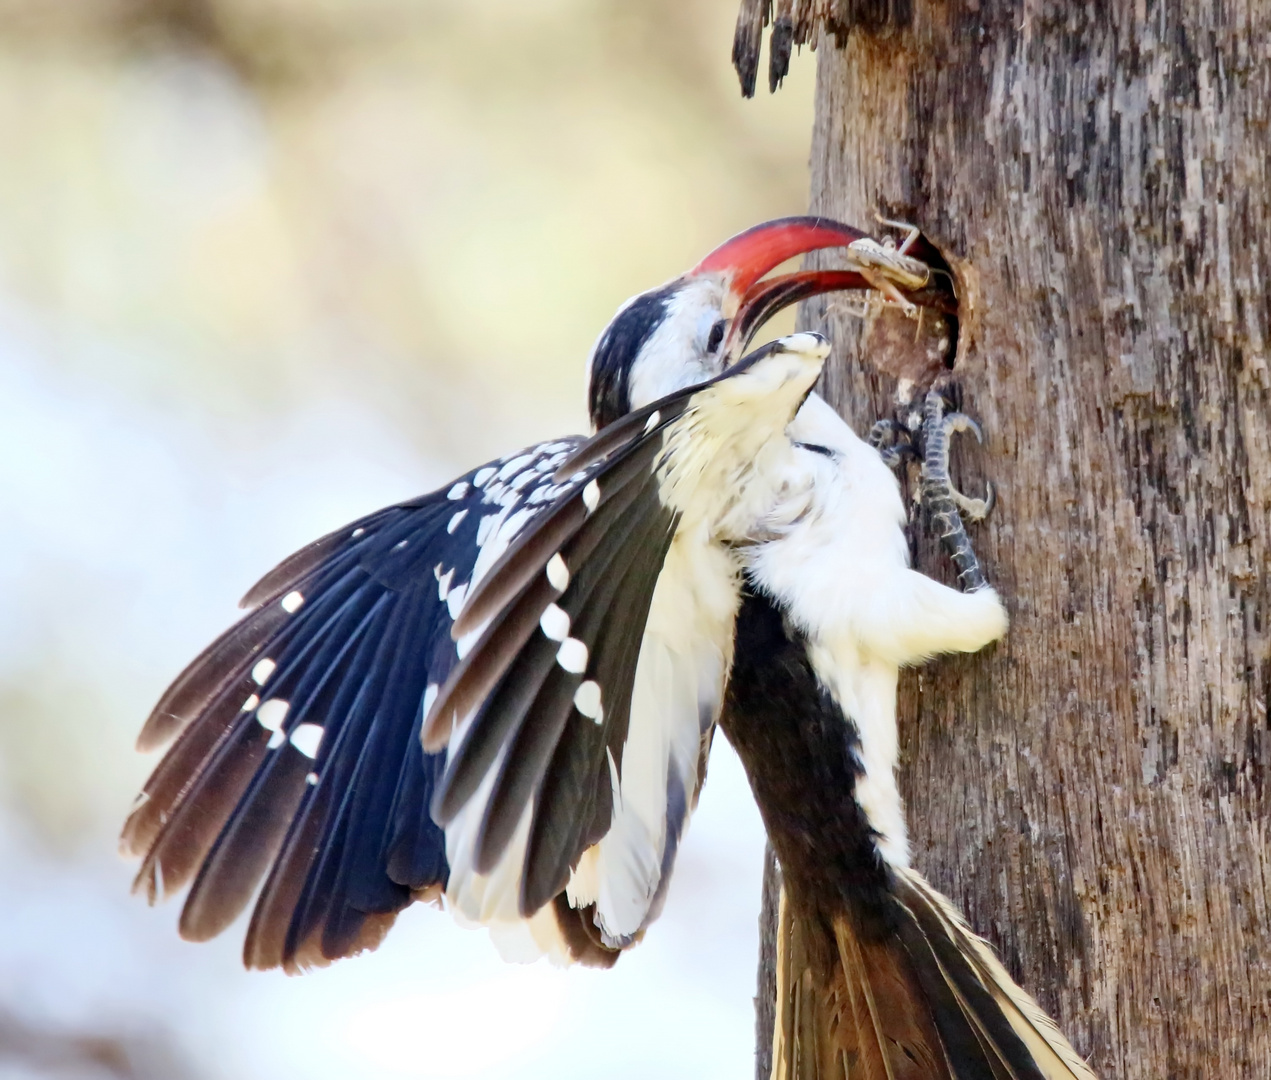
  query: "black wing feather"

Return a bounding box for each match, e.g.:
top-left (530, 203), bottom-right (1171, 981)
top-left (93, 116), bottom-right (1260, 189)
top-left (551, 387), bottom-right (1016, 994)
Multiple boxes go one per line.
top-left (432, 448), bottom-right (664, 823)
top-left (138, 519), bottom-right (393, 752)
top-left (138, 603), bottom-right (292, 752)
top-left (126, 559), bottom-right (381, 855)
top-left (245, 596), bottom-right (398, 972)
top-left (473, 493), bottom-right (672, 874)
top-left (326, 587), bottom-right (440, 934)
top-left (451, 401), bottom-right (685, 642)
top-left (430, 360), bottom-right (760, 915)
top-left (178, 586), bottom-right (394, 940)
top-left (425, 443), bottom-right (661, 753)
top-left (244, 772), bottom-right (334, 970)
top-left (282, 593), bottom-right (417, 965)
top-left (519, 500), bottom-right (675, 914)
top-left (133, 570), bottom-right (387, 901)
top-left (238, 506), bottom-right (399, 608)
top-left (127, 440), bottom-right (582, 969)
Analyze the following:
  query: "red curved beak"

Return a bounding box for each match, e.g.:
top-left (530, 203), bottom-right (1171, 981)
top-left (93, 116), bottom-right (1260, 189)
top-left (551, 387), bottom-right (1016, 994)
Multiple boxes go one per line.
top-left (693, 217), bottom-right (873, 360)
top-left (693, 216), bottom-right (870, 301)
top-left (726, 268), bottom-right (869, 357)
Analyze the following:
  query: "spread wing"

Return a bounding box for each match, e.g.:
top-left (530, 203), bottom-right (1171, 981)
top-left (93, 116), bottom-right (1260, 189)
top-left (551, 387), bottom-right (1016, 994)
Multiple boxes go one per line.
top-left (429, 343), bottom-right (809, 946)
top-left (124, 339), bottom-right (809, 970)
top-left (122, 439), bottom-right (584, 972)
top-left (426, 406), bottom-right (684, 935)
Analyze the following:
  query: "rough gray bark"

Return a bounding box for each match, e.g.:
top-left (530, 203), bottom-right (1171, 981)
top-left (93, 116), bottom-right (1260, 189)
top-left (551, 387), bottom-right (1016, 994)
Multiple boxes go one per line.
top-left (743, 4), bottom-right (1271, 1078)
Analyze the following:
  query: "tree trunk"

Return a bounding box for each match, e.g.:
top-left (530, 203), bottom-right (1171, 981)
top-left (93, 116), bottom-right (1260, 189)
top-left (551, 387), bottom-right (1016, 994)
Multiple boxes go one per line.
top-left (741, 4), bottom-right (1271, 1078)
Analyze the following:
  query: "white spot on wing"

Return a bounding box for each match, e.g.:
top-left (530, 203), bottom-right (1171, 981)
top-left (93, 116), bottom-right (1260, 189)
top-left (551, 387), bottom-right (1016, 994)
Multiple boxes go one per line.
top-left (281, 590), bottom-right (305, 613)
top-left (306, 771), bottom-right (319, 786)
top-left (422, 683), bottom-right (439, 722)
top-left (241, 693), bottom-right (260, 712)
top-left (448, 509), bottom-right (469, 533)
top-left (473, 466), bottom-right (497, 488)
top-left (446, 581), bottom-right (468, 620)
top-left (574, 680), bottom-right (604, 723)
top-left (448, 481), bottom-right (470, 500)
top-left (495, 507), bottom-right (535, 545)
top-left (476, 514), bottom-right (497, 546)
top-left (256, 698), bottom-right (290, 732)
top-left (438, 567), bottom-right (455, 601)
top-left (498, 454), bottom-right (534, 480)
top-left (290, 723), bottom-right (324, 758)
top-left (546, 553), bottom-right (569, 592)
top-left (251, 658), bottom-right (276, 686)
top-left (352, 527), bottom-right (366, 539)
top-left (393, 539), bottom-right (409, 551)
top-left (583, 480), bottom-right (600, 513)
top-left (643, 410), bottom-right (661, 434)
top-left (540, 603), bottom-right (571, 641)
top-left (556, 637), bottom-right (588, 674)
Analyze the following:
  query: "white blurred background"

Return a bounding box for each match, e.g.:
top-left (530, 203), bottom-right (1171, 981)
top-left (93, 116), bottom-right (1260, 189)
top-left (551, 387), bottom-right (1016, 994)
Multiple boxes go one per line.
top-left (0, 3), bottom-right (816, 1078)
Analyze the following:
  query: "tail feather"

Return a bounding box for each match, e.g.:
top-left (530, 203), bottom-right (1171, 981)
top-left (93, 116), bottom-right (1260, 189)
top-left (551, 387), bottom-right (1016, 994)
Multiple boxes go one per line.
top-left (769, 872), bottom-right (1096, 1080)
top-left (897, 873), bottom-right (1097, 1080)
top-left (772, 884), bottom-right (850, 1080)
top-left (772, 888), bottom-right (951, 1080)
top-left (882, 899), bottom-right (1011, 1079)
top-left (834, 918), bottom-right (900, 1080)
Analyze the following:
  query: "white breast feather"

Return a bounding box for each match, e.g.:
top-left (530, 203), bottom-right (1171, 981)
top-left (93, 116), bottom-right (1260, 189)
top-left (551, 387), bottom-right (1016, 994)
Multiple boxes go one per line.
top-left (746, 393), bottom-right (1008, 867)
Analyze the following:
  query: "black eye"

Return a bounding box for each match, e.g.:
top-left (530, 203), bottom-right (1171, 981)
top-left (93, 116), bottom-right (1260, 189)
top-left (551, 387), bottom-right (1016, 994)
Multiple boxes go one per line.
top-left (706, 319), bottom-right (726, 353)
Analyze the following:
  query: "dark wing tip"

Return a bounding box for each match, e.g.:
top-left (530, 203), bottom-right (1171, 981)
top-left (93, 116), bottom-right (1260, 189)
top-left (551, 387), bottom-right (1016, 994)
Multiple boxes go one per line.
top-left (238, 520), bottom-right (373, 610)
top-left (135, 711), bottom-right (186, 753)
top-left (551, 894), bottom-right (622, 969)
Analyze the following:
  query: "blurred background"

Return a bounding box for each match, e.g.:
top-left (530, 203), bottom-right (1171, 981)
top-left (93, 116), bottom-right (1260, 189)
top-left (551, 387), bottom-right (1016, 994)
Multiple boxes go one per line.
top-left (0, 2), bottom-right (815, 1078)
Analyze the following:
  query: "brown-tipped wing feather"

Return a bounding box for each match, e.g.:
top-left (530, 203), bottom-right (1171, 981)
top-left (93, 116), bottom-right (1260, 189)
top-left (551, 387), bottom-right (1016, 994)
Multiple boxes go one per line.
top-left (124, 441), bottom-right (585, 969)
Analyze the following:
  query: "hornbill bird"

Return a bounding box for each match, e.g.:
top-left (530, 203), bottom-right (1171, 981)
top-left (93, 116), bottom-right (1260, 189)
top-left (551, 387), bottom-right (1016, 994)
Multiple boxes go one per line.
top-left (124, 212), bottom-right (1095, 1077)
top-left (122, 217), bottom-right (881, 970)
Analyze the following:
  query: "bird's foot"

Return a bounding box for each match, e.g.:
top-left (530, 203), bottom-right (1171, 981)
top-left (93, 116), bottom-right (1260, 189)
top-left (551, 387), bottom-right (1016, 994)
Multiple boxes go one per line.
top-left (867, 418), bottom-right (916, 470)
top-left (920, 390), bottom-right (995, 592)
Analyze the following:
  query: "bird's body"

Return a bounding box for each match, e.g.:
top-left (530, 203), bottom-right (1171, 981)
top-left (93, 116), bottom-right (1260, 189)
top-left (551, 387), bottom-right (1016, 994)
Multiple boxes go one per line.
top-left (744, 392), bottom-right (1008, 864)
top-left (715, 394), bottom-right (1094, 1078)
top-left (122, 211), bottom-right (1095, 1076)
